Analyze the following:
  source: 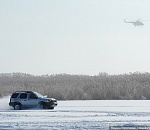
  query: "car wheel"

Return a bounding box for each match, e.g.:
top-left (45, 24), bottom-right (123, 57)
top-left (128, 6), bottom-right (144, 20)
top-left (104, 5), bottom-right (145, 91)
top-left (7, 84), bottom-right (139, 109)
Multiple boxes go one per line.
top-left (14, 104), bottom-right (22, 110)
top-left (38, 103), bottom-right (45, 109)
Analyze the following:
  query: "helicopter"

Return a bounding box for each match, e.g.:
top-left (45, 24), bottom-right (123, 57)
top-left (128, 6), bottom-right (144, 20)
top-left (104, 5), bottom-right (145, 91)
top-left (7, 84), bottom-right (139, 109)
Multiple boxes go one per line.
top-left (124, 18), bottom-right (144, 27)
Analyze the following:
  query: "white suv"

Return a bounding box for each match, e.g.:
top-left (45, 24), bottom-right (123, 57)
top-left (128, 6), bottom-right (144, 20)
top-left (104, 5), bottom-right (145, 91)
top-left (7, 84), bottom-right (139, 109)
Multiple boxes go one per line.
top-left (9, 91), bottom-right (58, 110)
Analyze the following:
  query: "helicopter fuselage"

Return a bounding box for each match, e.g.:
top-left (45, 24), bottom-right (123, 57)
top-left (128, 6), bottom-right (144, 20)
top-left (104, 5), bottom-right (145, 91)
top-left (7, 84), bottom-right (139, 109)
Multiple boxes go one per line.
top-left (130, 22), bottom-right (144, 26)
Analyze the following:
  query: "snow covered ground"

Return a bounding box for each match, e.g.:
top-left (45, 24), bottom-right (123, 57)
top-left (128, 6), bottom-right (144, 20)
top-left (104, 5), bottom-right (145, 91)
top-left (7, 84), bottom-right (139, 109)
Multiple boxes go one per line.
top-left (1, 97), bottom-right (150, 129)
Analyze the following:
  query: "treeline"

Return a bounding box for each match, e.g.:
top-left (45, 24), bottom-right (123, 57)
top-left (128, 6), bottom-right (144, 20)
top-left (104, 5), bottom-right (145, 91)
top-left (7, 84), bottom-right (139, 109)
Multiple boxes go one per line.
top-left (0, 72), bottom-right (150, 100)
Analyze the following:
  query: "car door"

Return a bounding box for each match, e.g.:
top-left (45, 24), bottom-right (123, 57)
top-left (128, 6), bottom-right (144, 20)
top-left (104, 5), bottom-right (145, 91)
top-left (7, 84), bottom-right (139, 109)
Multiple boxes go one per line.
top-left (19, 93), bottom-right (28, 106)
top-left (27, 93), bottom-right (39, 107)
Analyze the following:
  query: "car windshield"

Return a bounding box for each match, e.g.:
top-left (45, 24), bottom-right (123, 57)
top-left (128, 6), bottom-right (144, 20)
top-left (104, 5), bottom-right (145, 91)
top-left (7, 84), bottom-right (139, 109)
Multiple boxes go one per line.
top-left (34, 92), bottom-right (44, 98)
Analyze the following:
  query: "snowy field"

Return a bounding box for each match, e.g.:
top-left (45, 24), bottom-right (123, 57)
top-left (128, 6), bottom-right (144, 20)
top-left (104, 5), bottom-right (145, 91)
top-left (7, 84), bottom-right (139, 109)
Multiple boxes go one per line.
top-left (1, 97), bottom-right (150, 129)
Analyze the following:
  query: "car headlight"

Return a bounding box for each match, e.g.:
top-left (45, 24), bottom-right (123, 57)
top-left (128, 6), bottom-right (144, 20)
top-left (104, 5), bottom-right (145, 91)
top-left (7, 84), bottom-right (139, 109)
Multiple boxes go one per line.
top-left (45, 99), bottom-right (50, 102)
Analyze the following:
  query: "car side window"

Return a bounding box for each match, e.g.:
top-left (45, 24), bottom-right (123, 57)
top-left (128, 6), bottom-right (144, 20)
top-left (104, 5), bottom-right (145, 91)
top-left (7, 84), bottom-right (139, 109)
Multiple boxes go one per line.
top-left (29, 93), bottom-right (37, 99)
top-left (20, 93), bottom-right (27, 99)
top-left (11, 93), bottom-right (19, 98)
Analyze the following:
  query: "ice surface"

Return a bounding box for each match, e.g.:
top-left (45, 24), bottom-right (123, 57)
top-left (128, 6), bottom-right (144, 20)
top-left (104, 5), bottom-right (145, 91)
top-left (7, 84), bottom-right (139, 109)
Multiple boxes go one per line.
top-left (1, 98), bottom-right (150, 130)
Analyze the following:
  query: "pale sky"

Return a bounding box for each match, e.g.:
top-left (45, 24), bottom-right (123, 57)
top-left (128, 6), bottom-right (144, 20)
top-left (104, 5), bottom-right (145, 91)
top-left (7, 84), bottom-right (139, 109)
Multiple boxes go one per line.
top-left (0, 0), bottom-right (150, 76)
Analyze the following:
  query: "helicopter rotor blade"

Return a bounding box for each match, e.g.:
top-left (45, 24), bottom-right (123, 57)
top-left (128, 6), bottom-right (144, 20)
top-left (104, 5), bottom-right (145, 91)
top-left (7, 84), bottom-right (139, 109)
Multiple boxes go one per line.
top-left (141, 20), bottom-right (150, 21)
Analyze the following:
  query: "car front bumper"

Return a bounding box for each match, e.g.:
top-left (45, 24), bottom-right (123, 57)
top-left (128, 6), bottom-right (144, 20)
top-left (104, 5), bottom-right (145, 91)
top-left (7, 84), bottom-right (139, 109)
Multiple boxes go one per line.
top-left (46, 101), bottom-right (58, 108)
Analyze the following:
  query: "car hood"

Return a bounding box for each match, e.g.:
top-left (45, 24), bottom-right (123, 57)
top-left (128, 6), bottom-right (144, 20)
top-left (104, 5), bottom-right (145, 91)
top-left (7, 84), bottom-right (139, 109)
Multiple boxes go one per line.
top-left (40, 97), bottom-right (56, 101)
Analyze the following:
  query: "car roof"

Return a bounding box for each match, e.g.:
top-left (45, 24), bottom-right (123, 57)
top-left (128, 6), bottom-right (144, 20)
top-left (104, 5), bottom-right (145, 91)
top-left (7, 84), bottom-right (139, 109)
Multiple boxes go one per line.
top-left (14, 91), bottom-right (34, 94)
